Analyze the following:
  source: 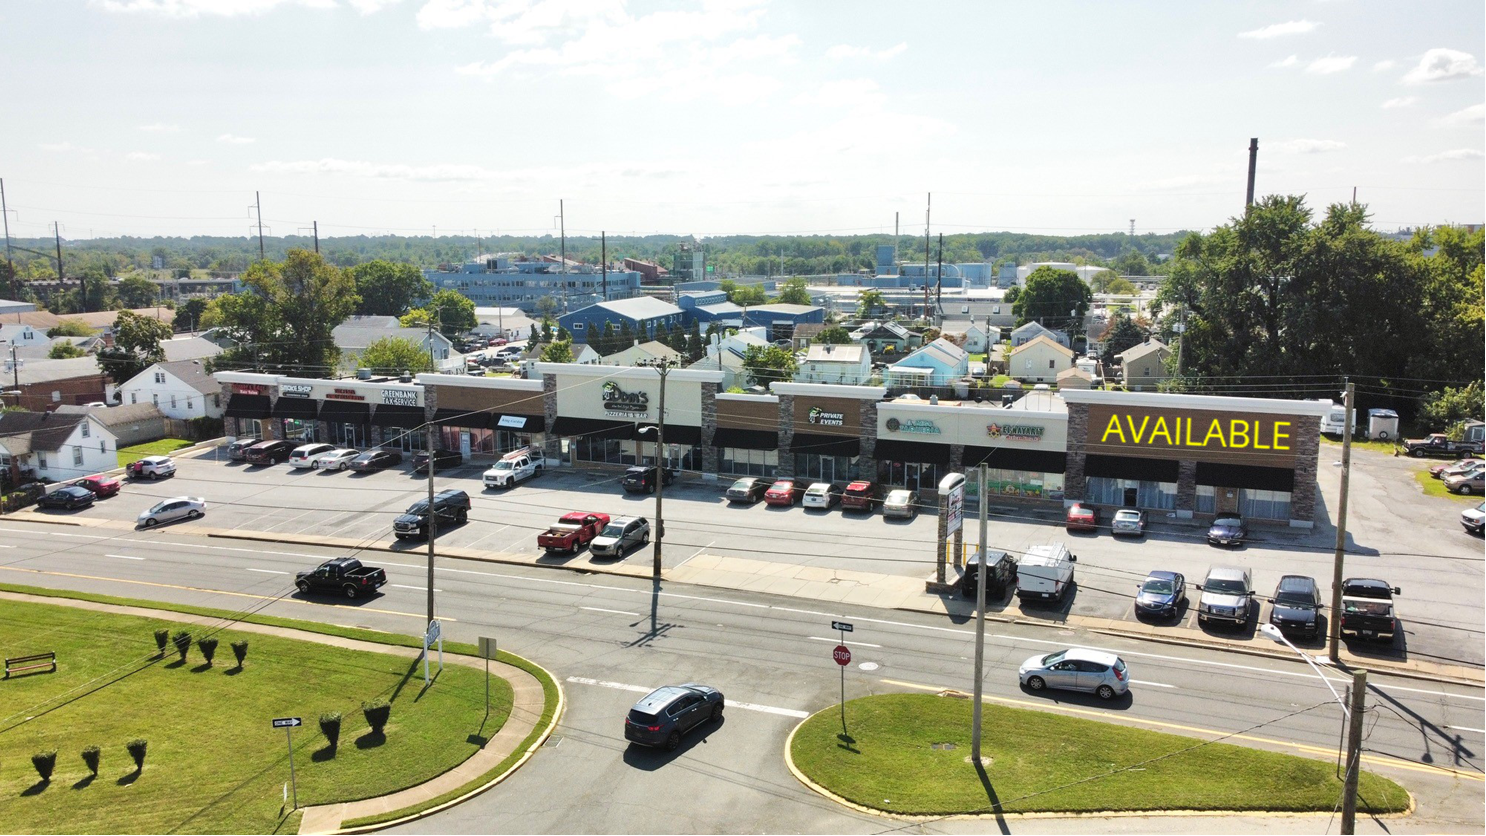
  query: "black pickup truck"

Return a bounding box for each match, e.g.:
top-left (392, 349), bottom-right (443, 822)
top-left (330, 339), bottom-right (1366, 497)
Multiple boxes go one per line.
top-left (393, 489), bottom-right (471, 540)
top-left (295, 558), bottom-right (388, 600)
top-left (1402, 433), bottom-right (1484, 459)
top-left (1339, 577), bottom-right (1401, 642)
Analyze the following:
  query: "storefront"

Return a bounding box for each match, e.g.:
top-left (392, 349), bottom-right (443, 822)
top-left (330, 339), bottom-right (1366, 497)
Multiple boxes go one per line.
top-left (714, 393), bottom-right (779, 478)
top-left (274, 383), bottom-right (320, 442)
top-left (543, 364), bottom-right (719, 472)
top-left (1061, 390), bottom-right (1327, 526)
top-left (222, 380), bottom-right (272, 440)
top-left (320, 391), bottom-right (372, 449)
top-left (877, 398), bottom-right (1068, 500)
top-left (775, 384), bottom-right (882, 484)
top-left (421, 375), bottom-right (547, 460)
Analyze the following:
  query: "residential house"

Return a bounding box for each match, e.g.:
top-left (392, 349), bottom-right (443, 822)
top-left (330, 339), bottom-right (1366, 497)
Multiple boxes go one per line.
top-left (705, 328), bottom-right (770, 359)
top-left (959, 320), bottom-right (993, 354)
top-left (1010, 321), bottom-right (1070, 348)
top-left (0, 409), bottom-right (119, 483)
top-left (519, 342), bottom-right (599, 377)
top-left (115, 359), bottom-right (223, 419)
top-left (849, 321), bottom-right (923, 357)
top-left (884, 337), bottom-right (970, 388)
top-left (790, 322), bottom-right (828, 350)
top-left (56, 402), bottom-right (168, 447)
top-left (160, 335), bottom-right (225, 363)
top-left (687, 348), bottom-right (749, 390)
top-left (1, 356), bottom-right (109, 412)
top-left (332, 316), bottom-right (458, 373)
top-left (0, 323), bottom-right (49, 351)
top-left (1008, 335), bottom-right (1076, 384)
top-left (559, 297), bottom-right (686, 345)
top-left (472, 307), bottom-right (536, 341)
top-left (1055, 366), bottom-right (1095, 390)
top-left (795, 343), bottom-right (873, 385)
top-left (602, 340), bottom-right (684, 368)
top-left (1117, 339), bottom-right (1171, 391)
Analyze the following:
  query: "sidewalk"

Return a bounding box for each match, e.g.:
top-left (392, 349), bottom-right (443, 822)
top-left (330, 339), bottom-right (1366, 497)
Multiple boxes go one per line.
top-left (0, 589), bottom-right (558, 836)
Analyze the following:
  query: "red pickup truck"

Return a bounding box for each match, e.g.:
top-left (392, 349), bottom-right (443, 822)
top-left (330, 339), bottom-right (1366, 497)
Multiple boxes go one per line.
top-left (537, 512), bottom-right (612, 554)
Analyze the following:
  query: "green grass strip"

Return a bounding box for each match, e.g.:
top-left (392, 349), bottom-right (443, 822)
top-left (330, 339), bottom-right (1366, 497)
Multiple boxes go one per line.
top-left (117, 438), bottom-right (196, 468)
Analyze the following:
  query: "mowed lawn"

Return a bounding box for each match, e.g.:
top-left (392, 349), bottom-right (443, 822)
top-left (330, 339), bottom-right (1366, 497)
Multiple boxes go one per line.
top-left (117, 439), bottom-right (195, 469)
top-left (791, 694), bottom-right (1411, 816)
top-left (0, 601), bottom-right (512, 834)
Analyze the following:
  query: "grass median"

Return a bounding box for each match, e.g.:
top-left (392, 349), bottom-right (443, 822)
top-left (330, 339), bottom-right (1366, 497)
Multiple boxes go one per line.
top-left (0, 598), bottom-right (513, 834)
top-left (790, 693), bottom-right (1410, 817)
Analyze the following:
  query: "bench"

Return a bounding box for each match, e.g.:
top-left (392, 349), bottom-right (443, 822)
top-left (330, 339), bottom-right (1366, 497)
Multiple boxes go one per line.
top-left (4, 651), bottom-right (57, 678)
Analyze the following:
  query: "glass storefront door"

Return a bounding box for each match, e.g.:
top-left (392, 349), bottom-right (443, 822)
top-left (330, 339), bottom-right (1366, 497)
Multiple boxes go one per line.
top-left (338, 423), bottom-right (368, 449)
top-left (281, 418), bottom-right (316, 443)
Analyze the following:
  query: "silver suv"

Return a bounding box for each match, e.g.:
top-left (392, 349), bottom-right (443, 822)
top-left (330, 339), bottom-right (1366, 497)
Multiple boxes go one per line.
top-left (1198, 565), bottom-right (1253, 628)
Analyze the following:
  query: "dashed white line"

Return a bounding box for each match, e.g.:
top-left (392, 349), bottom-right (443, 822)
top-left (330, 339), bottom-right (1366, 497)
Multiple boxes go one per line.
top-left (581, 606), bottom-right (640, 616)
top-left (566, 676), bottom-right (651, 694)
top-left (104, 554), bottom-right (145, 561)
top-left (1446, 725), bottom-right (1485, 734)
top-left (807, 636), bottom-right (882, 648)
top-left (729, 701), bottom-right (809, 719)
top-left (565, 676), bottom-right (808, 718)
top-left (1130, 680), bottom-right (1175, 688)
top-left (244, 568), bottom-right (290, 575)
top-left (390, 584), bottom-right (441, 592)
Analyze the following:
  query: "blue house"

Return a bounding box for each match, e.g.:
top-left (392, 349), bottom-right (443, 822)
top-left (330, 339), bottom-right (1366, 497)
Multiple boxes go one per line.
top-left (884, 337), bottom-right (970, 387)
top-left (559, 297), bottom-right (686, 345)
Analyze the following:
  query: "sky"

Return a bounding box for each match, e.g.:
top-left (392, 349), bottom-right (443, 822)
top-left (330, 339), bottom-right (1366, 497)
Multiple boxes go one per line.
top-left (0, 0), bottom-right (1482, 243)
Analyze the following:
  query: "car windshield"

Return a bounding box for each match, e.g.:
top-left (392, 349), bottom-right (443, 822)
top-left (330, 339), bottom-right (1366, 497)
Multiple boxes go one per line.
top-left (1040, 650), bottom-right (1067, 666)
top-left (1142, 579), bottom-right (1174, 595)
top-left (494, 461), bottom-right (513, 470)
top-left (1116, 511), bottom-right (1139, 520)
top-left (730, 479), bottom-right (753, 491)
top-left (807, 486), bottom-right (826, 494)
top-left (600, 524), bottom-right (624, 537)
top-left (1214, 517), bottom-right (1242, 527)
top-left (1276, 592), bottom-right (1315, 607)
top-left (148, 502), bottom-right (167, 513)
top-left (888, 492), bottom-right (909, 503)
top-left (1206, 579), bottom-right (1247, 594)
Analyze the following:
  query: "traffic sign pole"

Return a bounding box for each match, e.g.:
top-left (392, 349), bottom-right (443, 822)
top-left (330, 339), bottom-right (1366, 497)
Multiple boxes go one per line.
top-left (271, 718), bottom-right (302, 810)
top-left (831, 624), bottom-right (853, 734)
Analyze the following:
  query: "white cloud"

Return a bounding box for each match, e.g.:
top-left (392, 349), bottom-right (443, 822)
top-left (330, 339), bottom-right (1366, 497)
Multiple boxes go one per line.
top-left (1404, 148), bottom-right (1484, 163)
top-left (1380, 96), bottom-right (1417, 109)
top-left (1238, 19), bottom-right (1319, 39)
top-left (824, 42), bottom-right (907, 60)
top-left (416, 0), bottom-right (501, 29)
top-left (345, 0), bottom-right (402, 11)
top-left (1274, 138), bottom-right (1346, 154)
top-left (791, 78), bottom-right (882, 108)
top-left (1373, 59), bottom-right (1397, 72)
top-left (1268, 54), bottom-right (1298, 68)
top-left (217, 133), bottom-right (256, 144)
top-left (137, 123), bottom-right (180, 132)
top-left (1306, 54), bottom-right (1356, 74)
top-left (126, 151), bottom-right (162, 161)
top-left (253, 157), bottom-right (501, 181)
top-left (1434, 103), bottom-right (1485, 127)
top-left (39, 142), bottom-right (79, 152)
top-left (185, 159), bottom-right (210, 166)
top-left (1402, 48), bottom-right (1483, 84)
top-left (95, 0), bottom-right (337, 16)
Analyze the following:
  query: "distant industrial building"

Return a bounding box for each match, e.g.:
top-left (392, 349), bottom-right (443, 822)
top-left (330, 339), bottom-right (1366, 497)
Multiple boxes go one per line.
top-left (558, 297), bottom-right (687, 345)
top-left (425, 253), bottom-right (641, 315)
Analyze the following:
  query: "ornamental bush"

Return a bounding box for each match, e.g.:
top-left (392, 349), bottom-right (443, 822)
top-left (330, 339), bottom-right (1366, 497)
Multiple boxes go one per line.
top-left (126, 738), bottom-right (147, 772)
top-left (170, 631), bottom-right (191, 663)
top-left (81, 745), bottom-right (100, 776)
top-left (197, 636), bottom-right (218, 666)
top-left (361, 698), bottom-right (391, 735)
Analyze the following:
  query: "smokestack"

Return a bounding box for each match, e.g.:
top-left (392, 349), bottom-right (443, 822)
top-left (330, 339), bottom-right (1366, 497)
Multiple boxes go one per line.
top-left (1245, 138), bottom-right (1259, 209)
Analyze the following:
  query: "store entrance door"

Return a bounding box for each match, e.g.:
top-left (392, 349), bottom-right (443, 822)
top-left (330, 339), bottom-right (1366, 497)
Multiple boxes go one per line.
top-left (1122, 486), bottom-right (1139, 507)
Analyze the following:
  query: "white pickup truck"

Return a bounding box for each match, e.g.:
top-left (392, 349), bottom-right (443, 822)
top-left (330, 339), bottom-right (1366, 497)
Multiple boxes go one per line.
top-left (1016, 543), bottom-right (1077, 605)
top-left (483, 449), bottom-right (545, 489)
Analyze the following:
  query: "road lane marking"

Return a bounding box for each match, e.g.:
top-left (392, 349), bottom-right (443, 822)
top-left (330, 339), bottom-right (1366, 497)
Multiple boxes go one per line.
top-left (565, 676), bottom-right (808, 718)
top-left (807, 636), bottom-right (882, 648)
top-left (581, 606), bottom-right (640, 616)
top-left (390, 584), bottom-right (442, 592)
top-left (104, 554), bottom-right (145, 561)
top-left (1446, 725), bottom-right (1485, 734)
top-left (878, 678), bottom-right (1482, 780)
top-left (245, 568), bottom-right (290, 575)
top-left (1129, 680), bottom-right (1175, 688)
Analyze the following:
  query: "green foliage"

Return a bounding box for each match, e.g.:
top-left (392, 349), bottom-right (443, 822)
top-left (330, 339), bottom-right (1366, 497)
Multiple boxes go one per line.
top-left (205, 249), bottom-right (358, 376)
top-left (81, 745), bottom-right (101, 777)
top-left (857, 289), bottom-right (886, 317)
top-left (411, 289), bottom-right (478, 339)
top-left (1091, 270), bottom-right (1137, 295)
top-left (361, 698), bottom-right (391, 736)
top-left (355, 337), bottom-right (435, 376)
top-left (741, 344), bottom-right (797, 387)
top-left (116, 273), bottom-right (160, 308)
top-left (1419, 381), bottom-right (1484, 431)
top-left (775, 277), bottom-right (812, 305)
top-left (153, 628), bottom-right (169, 655)
top-left (170, 630), bottom-right (191, 663)
top-left (540, 340), bottom-right (575, 363)
top-left (230, 639), bottom-right (248, 668)
top-left (1004, 285), bottom-right (1021, 304)
top-left (813, 326), bottom-right (850, 344)
top-left (126, 738), bottom-right (147, 772)
top-left (533, 295), bottom-right (559, 318)
top-left (96, 310), bottom-right (173, 385)
top-left (175, 297), bottom-right (209, 332)
top-left (350, 260), bottom-right (433, 316)
top-left (32, 749), bottom-right (57, 782)
top-left (48, 341), bottom-right (86, 359)
top-left (1099, 313), bottom-right (1147, 366)
top-left (197, 636), bottom-right (218, 666)
top-left (1013, 266), bottom-right (1092, 334)
top-left (46, 318), bottom-right (96, 338)
top-left (319, 712), bottom-right (343, 750)
top-left (731, 284), bottom-right (768, 306)
top-left (1111, 249), bottom-right (1155, 277)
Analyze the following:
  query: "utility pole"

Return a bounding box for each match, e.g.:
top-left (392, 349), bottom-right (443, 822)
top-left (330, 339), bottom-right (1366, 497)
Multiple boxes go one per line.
top-left (425, 310), bottom-right (441, 625)
top-left (1328, 381), bottom-right (1355, 664)
top-left (255, 191), bottom-right (266, 261)
top-left (1176, 304), bottom-right (1186, 375)
top-left (1340, 669), bottom-right (1368, 835)
top-left (971, 464), bottom-right (989, 762)
top-left (1245, 138), bottom-right (1259, 210)
top-left (53, 222), bottom-right (68, 308)
top-left (923, 193), bottom-right (931, 318)
top-left (652, 360), bottom-right (670, 581)
top-left (935, 232), bottom-right (943, 327)
top-left (9, 344), bottom-right (21, 393)
top-left (559, 199), bottom-right (567, 314)
top-left (1, 178), bottom-right (15, 301)
top-left (601, 231), bottom-right (607, 302)
top-left (312, 221), bottom-right (319, 254)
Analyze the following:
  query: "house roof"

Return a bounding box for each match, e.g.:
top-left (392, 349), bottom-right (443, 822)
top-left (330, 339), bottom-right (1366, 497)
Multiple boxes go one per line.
top-left (850, 320), bottom-right (916, 340)
top-left (55, 402), bottom-right (164, 427)
top-left (1, 308), bottom-right (174, 331)
top-left (805, 344), bottom-right (868, 363)
top-left (332, 325), bottom-right (447, 353)
top-left (604, 341), bottom-right (683, 363)
top-left (1012, 321), bottom-right (1068, 341)
top-left (895, 337), bottom-right (968, 368)
top-left (747, 303), bottom-right (818, 315)
top-left (0, 410), bottom-right (89, 456)
top-left (1117, 339), bottom-right (1169, 364)
top-left (1008, 334), bottom-right (1076, 358)
top-left (697, 302), bottom-right (744, 316)
top-left (160, 335), bottom-right (224, 362)
top-left (579, 297), bottom-right (683, 320)
top-left (159, 359), bottom-right (219, 394)
top-left (12, 356), bottom-right (106, 386)
top-left (1056, 367), bottom-right (1093, 381)
top-left (791, 323), bottom-right (828, 340)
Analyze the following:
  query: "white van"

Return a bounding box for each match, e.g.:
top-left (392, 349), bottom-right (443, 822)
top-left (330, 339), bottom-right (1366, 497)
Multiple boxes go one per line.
top-left (1016, 544), bottom-right (1077, 604)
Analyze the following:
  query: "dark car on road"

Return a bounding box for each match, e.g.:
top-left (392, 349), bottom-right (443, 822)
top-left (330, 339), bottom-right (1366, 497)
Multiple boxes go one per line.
top-left (295, 557), bottom-right (388, 600)
top-left (725, 477), bottom-right (768, 504)
top-left (349, 449), bottom-right (403, 472)
top-left (622, 465), bottom-right (676, 494)
top-left (1207, 514), bottom-right (1247, 547)
top-left (1134, 570), bottom-right (1185, 620)
top-left (393, 489), bottom-right (471, 540)
top-left (1340, 578), bottom-right (1400, 642)
top-left (411, 449), bottom-right (463, 474)
top-left (960, 549), bottom-right (1018, 599)
top-left (245, 439), bottom-right (296, 464)
top-left (624, 684), bottom-right (725, 751)
top-left (1269, 575), bottom-right (1322, 640)
top-left (37, 485), bottom-right (97, 510)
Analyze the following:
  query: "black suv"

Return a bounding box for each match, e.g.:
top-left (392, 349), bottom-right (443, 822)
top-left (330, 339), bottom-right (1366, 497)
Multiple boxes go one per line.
top-left (393, 489), bottom-right (471, 540)
top-left (1268, 575), bottom-right (1322, 640)
top-left (622, 466), bottom-right (677, 494)
top-left (960, 549), bottom-right (1019, 599)
top-left (412, 449), bottom-right (463, 474)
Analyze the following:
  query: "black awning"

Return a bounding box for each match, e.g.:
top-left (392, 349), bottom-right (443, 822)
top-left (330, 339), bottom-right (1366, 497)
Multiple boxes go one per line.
top-left (371, 404), bottom-right (427, 428)
top-left (435, 408), bottom-right (489, 428)
top-left (1195, 462), bottom-right (1295, 491)
top-left (963, 446), bottom-right (1067, 474)
top-left (493, 414), bottom-right (546, 433)
top-left (657, 424), bottom-right (701, 446)
top-left (551, 416), bottom-right (634, 440)
top-left (224, 393), bottom-right (271, 419)
top-left (319, 399), bottom-right (370, 424)
top-left (791, 433), bottom-right (860, 457)
top-left (1084, 454), bottom-right (1179, 482)
top-left (874, 438), bottom-right (952, 464)
top-left (712, 427), bottom-right (778, 450)
top-left (272, 396), bottom-right (319, 420)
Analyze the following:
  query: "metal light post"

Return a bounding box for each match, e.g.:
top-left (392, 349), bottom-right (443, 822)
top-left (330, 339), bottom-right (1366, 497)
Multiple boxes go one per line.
top-left (970, 463), bottom-right (989, 762)
top-left (637, 359), bottom-right (672, 581)
top-left (1328, 381), bottom-right (1355, 664)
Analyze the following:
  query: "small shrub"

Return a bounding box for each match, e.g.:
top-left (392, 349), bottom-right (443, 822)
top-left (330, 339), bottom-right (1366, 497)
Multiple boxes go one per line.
top-left (361, 698), bottom-right (391, 735)
top-left (319, 712), bottom-right (342, 749)
top-left (197, 636), bottom-right (218, 666)
top-left (170, 630), bottom-right (191, 663)
top-left (32, 750), bottom-right (57, 782)
top-left (81, 745), bottom-right (100, 776)
top-left (126, 738), bottom-right (147, 772)
top-left (230, 640), bottom-right (248, 668)
top-left (153, 629), bottom-right (170, 655)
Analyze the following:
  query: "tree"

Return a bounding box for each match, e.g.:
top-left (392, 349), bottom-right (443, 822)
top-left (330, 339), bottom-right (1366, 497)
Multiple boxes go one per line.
top-left (686, 320), bottom-right (704, 361)
top-left (741, 344), bottom-right (797, 387)
top-left (200, 249), bottom-right (357, 375)
top-left (46, 319), bottom-right (96, 338)
top-left (1003, 286), bottom-right (1021, 304)
top-left (1013, 266), bottom-right (1092, 335)
top-left (1418, 380), bottom-right (1484, 431)
top-left (116, 274), bottom-right (159, 308)
top-left (1098, 313), bottom-right (1146, 367)
top-left (732, 284), bottom-right (768, 306)
top-left (618, 320), bottom-right (635, 350)
top-left (176, 297), bottom-right (209, 332)
top-left (595, 321), bottom-right (619, 356)
top-left (96, 310), bottom-right (172, 384)
top-left (1090, 270), bottom-right (1136, 295)
top-left (857, 289), bottom-right (886, 317)
top-left (48, 342), bottom-right (86, 359)
top-left (425, 289), bottom-right (477, 338)
top-left (351, 260), bottom-right (433, 316)
top-left (775, 277), bottom-right (812, 305)
top-left (355, 337), bottom-right (435, 375)
top-left (541, 340), bottom-right (576, 363)
top-left (813, 326), bottom-right (852, 345)
top-left (534, 295), bottom-right (559, 319)
top-left (1111, 250), bottom-right (1153, 277)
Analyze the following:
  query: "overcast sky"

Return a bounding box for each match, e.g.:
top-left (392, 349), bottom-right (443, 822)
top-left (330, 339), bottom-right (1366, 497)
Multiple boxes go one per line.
top-left (1, 0), bottom-right (1481, 242)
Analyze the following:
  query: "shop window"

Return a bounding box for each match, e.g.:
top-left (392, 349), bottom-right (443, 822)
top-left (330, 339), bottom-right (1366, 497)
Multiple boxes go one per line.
top-left (1196, 485), bottom-right (1216, 514)
top-left (720, 448), bottom-right (777, 478)
top-left (574, 436), bottom-right (623, 465)
top-left (970, 468), bottom-right (1063, 500)
top-left (1085, 477), bottom-right (1176, 510)
top-left (794, 454), bottom-right (856, 484)
top-left (881, 461), bottom-right (944, 493)
top-left (1240, 489), bottom-right (1291, 521)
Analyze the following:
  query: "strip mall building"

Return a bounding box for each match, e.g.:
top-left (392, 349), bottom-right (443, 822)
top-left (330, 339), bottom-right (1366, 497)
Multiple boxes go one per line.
top-left (217, 365), bottom-right (1329, 527)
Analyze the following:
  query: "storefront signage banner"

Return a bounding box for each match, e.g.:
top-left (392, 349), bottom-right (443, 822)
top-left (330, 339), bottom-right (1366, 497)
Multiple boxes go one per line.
top-left (497, 415), bottom-right (528, 429)
top-left (325, 387), bottom-right (366, 402)
top-left (1087, 405), bottom-right (1295, 461)
top-left (280, 384), bottom-right (312, 398)
top-left (381, 388), bottom-right (420, 407)
top-left (808, 407), bottom-right (845, 427)
top-left (231, 384), bottom-right (263, 395)
top-left (601, 381), bottom-right (649, 417)
top-left (946, 482), bottom-right (965, 534)
top-left (886, 417), bottom-right (940, 434)
top-left (987, 422), bottom-right (1044, 442)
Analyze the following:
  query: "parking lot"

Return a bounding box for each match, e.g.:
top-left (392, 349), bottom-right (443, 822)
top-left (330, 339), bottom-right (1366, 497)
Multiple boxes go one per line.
top-left (23, 443), bottom-right (1484, 668)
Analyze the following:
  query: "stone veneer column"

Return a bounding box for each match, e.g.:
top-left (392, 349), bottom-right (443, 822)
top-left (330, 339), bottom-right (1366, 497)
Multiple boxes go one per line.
top-left (857, 399), bottom-right (878, 480)
top-left (542, 373), bottom-right (561, 462)
top-left (266, 386), bottom-right (283, 440)
top-left (777, 394), bottom-right (795, 478)
top-left (700, 382), bottom-right (718, 478)
top-left (220, 382), bottom-right (236, 437)
top-left (1175, 460), bottom-right (1198, 518)
top-left (1289, 418), bottom-right (1320, 525)
top-left (1063, 402), bottom-right (1088, 503)
top-left (949, 443), bottom-right (965, 474)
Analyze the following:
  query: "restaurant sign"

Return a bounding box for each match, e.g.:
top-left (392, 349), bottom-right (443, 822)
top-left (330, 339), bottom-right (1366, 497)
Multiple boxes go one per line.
top-left (231, 384), bottom-right (263, 396)
top-left (987, 422), bottom-right (1044, 442)
top-left (807, 407), bottom-right (845, 427)
top-left (602, 381), bottom-right (649, 417)
top-left (324, 387), bottom-right (366, 402)
top-left (381, 388), bottom-right (420, 407)
top-left (885, 417), bottom-right (940, 435)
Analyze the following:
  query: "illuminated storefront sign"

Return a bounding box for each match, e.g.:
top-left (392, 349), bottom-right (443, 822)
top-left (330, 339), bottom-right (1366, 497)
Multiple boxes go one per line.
top-left (602, 381), bottom-right (650, 417)
top-left (886, 417), bottom-right (940, 434)
top-left (807, 407), bottom-right (845, 426)
top-left (987, 422), bottom-right (1045, 442)
top-left (381, 388), bottom-right (420, 407)
top-left (325, 387), bottom-right (366, 402)
top-left (1098, 414), bottom-right (1291, 451)
top-left (280, 384), bottom-right (312, 398)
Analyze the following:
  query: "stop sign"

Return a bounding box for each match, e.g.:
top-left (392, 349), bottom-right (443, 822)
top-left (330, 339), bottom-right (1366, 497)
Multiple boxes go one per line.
top-left (833, 645), bottom-right (852, 666)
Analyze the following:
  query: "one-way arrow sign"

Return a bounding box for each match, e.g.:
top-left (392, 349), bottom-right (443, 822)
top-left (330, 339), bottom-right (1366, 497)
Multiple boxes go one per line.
top-left (272, 717), bottom-right (302, 729)
top-left (831, 621), bottom-right (854, 633)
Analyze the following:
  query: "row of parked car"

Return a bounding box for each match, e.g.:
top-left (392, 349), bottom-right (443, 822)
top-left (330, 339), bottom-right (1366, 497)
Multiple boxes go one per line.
top-left (1429, 457), bottom-right (1485, 495)
top-left (1065, 503), bottom-right (1249, 547)
top-left (723, 477), bottom-right (921, 518)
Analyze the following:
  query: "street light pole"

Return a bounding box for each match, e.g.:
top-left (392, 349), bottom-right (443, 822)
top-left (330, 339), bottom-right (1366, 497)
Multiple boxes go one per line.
top-left (1328, 381), bottom-right (1355, 664)
top-left (971, 463), bottom-right (989, 762)
top-left (651, 360), bottom-right (669, 581)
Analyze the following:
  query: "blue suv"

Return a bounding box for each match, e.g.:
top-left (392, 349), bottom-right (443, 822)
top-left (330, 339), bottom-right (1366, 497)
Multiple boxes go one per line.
top-left (624, 684), bottom-right (725, 751)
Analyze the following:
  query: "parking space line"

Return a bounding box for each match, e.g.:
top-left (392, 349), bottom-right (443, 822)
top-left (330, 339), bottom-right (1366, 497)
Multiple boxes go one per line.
top-left (676, 540), bottom-right (714, 569)
top-left (565, 676), bottom-right (808, 718)
top-left (324, 514), bottom-right (378, 540)
top-left (390, 583), bottom-right (442, 592)
top-left (807, 636), bottom-right (882, 648)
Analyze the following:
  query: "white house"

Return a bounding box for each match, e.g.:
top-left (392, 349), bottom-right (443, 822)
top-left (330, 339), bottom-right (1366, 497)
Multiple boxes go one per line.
top-left (1008, 335), bottom-right (1076, 384)
top-left (116, 359), bottom-right (223, 419)
top-left (472, 307), bottom-right (536, 341)
top-left (333, 316), bottom-right (458, 373)
top-left (795, 343), bottom-right (872, 385)
top-left (519, 342), bottom-right (599, 377)
top-left (1010, 321), bottom-right (1071, 348)
top-left (0, 409), bottom-right (119, 483)
top-left (603, 340), bottom-right (684, 368)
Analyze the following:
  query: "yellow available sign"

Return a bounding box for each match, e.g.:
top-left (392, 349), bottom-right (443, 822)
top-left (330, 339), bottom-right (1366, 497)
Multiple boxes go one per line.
top-left (1100, 414), bottom-right (1292, 451)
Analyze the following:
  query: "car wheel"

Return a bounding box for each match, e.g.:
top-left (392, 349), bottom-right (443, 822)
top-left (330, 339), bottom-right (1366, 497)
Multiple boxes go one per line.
top-left (1461, 485), bottom-right (1474, 495)
top-left (148, 471), bottom-right (159, 479)
top-left (1096, 684), bottom-right (1116, 700)
top-left (456, 509), bottom-right (468, 524)
top-left (642, 533), bottom-right (650, 546)
top-left (665, 731), bottom-right (680, 751)
top-left (296, 580), bottom-right (311, 594)
top-left (187, 510), bottom-right (202, 519)
top-left (711, 702), bottom-right (723, 721)
top-left (312, 461), bottom-right (320, 470)
top-left (1026, 676), bottom-right (1045, 691)
top-left (1411, 449), bottom-right (1425, 458)
top-left (343, 585), bottom-right (359, 600)
top-left (145, 517), bottom-right (158, 527)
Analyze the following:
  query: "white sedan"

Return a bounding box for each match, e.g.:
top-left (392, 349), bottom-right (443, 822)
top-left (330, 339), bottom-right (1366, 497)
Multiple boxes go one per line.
top-left (312, 448), bottom-right (361, 471)
top-left (137, 497), bottom-right (206, 528)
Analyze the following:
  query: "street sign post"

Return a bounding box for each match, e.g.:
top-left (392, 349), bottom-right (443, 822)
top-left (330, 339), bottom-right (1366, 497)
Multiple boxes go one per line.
top-left (831, 621), bottom-right (853, 633)
top-left (832, 645), bottom-right (851, 666)
top-left (423, 619), bottom-right (443, 686)
top-left (478, 636), bottom-right (498, 713)
top-left (271, 717), bottom-right (301, 809)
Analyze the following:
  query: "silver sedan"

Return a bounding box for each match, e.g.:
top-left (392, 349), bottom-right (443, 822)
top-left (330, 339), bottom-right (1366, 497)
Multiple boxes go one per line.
top-left (313, 448), bottom-right (361, 470)
top-left (137, 496), bottom-right (207, 528)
